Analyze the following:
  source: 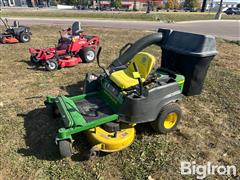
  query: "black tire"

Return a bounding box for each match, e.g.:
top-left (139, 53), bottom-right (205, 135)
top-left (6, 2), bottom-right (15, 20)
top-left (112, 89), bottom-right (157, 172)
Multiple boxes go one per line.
top-left (52, 103), bottom-right (60, 118)
top-left (30, 55), bottom-right (40, 64)
top-left (79, 47), bottom-right (96, 63)
top-left (151, 103), bottom-right (182, 134)
top-left (0, 38), bottom-right (6, 44)
top-left (19, 33), bottom-right (31, 43)
top-left (58, 140), bottom-right (73, 158)
top-left (46, 103), bottom-right (60, 118)
top-left (45, 59), bottom-right (58, 71)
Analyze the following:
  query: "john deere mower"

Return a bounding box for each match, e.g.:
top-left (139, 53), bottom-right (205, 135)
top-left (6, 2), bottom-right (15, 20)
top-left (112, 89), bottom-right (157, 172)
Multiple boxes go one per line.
top-left (0, 18), bottom-right (32, 44)
top-left (29, 21), bottom-right (100, 71)
top-left (45, 29), bottom-right (217, 158)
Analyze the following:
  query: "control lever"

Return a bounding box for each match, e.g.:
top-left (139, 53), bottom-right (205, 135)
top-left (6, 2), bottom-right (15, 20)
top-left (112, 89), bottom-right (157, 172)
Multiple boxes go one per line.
top-left (132, 62), bottom-right (143, 97)
top-left (97, 47), bottom-right (109, 76)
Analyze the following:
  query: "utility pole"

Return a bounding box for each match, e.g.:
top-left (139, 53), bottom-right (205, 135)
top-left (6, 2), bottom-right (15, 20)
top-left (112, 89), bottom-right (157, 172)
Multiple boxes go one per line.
top-left (215, 0), bottom-right (223, 19)
top-left (146, 0), bottom-right (150, 13)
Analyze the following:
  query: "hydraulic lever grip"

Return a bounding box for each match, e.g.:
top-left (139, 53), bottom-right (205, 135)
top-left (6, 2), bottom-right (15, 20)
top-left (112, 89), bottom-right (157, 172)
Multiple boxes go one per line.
top-left (133, 62), bottom-right (143, 97)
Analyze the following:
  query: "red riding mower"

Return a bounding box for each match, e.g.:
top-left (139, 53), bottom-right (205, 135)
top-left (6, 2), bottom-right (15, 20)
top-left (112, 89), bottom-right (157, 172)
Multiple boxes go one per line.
top-left (29, 22), bottom-right (100, 71)
top-left (0, 18), bottom-right (32, 44)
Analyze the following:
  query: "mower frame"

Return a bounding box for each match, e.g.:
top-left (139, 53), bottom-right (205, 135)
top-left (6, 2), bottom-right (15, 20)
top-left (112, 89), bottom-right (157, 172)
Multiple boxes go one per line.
top-left (0, 18), bottom-right (32, 44)
top-left (45, 28), bottom-right (217, 157)
top-left (29, 22), bottom-right (100, 70)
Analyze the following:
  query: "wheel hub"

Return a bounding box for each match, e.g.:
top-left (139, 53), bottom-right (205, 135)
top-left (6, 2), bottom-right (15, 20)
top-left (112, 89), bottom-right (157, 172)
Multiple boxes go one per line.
top-left (86, 51), bottom-right (95, 61)
top-left (48, 62), bottom-right (56, 69)
top-left (23, 35), bottom-right (29, 41)
top-left (163, 112), bottom-right (177, 129)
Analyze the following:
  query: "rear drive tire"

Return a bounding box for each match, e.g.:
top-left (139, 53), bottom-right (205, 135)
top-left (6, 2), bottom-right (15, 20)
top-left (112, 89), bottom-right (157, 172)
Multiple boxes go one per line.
top-left (58, 140), bottom-right (73, 158)
top-left (79, 47), bottom-right (96, 63)
top-left (151, 103), bottom-right (182, 134)
top-left (19, 33), bottom-right (31, 43)
top-left (45, 59), bottom-right (58, 71)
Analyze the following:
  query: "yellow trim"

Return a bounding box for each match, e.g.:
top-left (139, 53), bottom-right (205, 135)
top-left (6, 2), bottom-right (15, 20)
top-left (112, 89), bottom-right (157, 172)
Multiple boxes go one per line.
top-left (178, 80), bottom-right (185, 84)
top-left (132, 72), bottom-right (141, 79)
top-left (163, 112), bottom-right (178, 129)
top-left (85, 124), bottom-right (135, 152)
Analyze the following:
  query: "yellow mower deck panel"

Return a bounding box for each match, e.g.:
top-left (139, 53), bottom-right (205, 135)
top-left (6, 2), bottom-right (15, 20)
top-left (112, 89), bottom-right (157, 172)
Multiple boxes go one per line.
top-left (110, 52), bottom-right (156, 89)
top-left (86, 124), bottom-right (135, 152)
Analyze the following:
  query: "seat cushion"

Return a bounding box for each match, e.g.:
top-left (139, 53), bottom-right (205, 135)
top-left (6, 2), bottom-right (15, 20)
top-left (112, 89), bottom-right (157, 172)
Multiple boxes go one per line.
top-left (110, 69), bottom-right (145, 89)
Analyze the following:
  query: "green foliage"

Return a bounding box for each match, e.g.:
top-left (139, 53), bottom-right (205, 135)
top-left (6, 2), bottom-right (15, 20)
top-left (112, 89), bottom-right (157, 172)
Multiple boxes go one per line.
top-left (184, 0), bottom-right (200, 8)
top-left (111, 0), bottom-right (122, 8)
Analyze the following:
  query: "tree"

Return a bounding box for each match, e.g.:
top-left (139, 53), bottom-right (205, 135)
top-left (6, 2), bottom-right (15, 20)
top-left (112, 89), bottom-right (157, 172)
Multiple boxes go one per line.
top-left (111, 0), bottom-right (121, 8)
top-left (166, 0), bottom-right (174, 9)
top-left (184, 0), bottom-right (200, 9)
top-left (173, 0), bottom-right (179, 9)
top-left (133, 0), bottom-right (137, 11)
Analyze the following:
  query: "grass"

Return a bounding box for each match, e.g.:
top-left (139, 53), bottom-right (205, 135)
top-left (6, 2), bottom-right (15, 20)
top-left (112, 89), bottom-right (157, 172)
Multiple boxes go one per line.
top-left (0, 25), bottom-right (239, 179)
top-left (1, 9), bottom-right (240, 22)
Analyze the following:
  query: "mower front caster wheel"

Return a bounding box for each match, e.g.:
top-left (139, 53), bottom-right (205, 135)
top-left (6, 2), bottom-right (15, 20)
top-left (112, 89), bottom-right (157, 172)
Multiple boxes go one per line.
top-left (151, 103), bottom-right (182, 134)
top-left (46, 103), bottom-right (60, 118)
top-left (58, 140), bottom-right (73, 158)
top-left (45, 59), bottom-right (58, 71)
top-left (89, 148), bottom-right (100, 159)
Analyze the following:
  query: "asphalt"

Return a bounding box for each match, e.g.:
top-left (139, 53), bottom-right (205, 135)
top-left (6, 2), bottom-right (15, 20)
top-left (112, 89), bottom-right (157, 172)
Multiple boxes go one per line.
top-left (4, 17), bottom-right (240, 40)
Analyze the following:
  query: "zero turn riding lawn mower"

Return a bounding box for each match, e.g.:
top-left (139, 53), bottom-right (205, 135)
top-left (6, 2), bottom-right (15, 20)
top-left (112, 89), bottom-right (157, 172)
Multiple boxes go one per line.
top-left (0, 18), bottom-right (32, 44)
top-left (45, 29), bottom-right (217, 158)
top-left (29, 21), bottom-right (100, 71)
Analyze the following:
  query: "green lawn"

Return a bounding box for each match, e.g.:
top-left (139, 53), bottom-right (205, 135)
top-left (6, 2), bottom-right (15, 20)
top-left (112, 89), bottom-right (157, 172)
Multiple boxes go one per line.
top-left (0, 25), bottom-right (239, 179)
top-left (1, 9), bottom-right (240, 22)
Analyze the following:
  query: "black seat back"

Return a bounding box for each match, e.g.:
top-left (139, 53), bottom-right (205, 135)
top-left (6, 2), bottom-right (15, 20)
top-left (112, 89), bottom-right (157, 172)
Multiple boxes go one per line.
top-left (13, 21), bottom-right (19, 28)
top-left (72, 21), bottom-right (83, 36)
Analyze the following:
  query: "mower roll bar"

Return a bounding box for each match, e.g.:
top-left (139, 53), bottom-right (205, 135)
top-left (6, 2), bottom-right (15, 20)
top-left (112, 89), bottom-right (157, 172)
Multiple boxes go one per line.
top-left (0, 18), bottom-right (9, 29)
top-left (108, 32), bottom-right (163, 72)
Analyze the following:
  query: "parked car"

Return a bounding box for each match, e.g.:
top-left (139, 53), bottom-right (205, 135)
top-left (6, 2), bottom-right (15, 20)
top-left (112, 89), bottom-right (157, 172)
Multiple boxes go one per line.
top-left (183, 7), bottom-right (198, 12)
top-left (224, 7), bottom-right (240, 15)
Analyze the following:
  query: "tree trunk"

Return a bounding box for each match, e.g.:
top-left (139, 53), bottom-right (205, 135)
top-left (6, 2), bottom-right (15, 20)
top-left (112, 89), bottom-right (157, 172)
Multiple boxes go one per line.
top-left (133, 0), bottom-right (136, 11)
top-left (215, 0), bottom-right (223, 19)
top-left (201, 0), bottom-right (207, 12)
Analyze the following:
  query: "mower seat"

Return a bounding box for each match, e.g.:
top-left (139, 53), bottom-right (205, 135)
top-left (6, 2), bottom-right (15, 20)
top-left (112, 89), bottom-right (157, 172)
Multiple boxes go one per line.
top-left (13, 21), bottom-right (19, 28)
top-left (110, 52), bottom-right (156, 89)
top-left (72, 21), bottom-right (84, 36)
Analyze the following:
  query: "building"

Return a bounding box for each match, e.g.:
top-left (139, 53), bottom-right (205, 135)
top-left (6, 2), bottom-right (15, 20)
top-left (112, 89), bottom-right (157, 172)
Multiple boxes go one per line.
top-left (0, 0), bottom-right (46, 7)
top-left (93, 0), bottom-right (163, 10)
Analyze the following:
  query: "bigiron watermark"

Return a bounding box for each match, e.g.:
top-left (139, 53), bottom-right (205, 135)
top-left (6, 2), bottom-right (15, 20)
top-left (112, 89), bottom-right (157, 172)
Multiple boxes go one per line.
top-left (180, 161), bottom-right (237, 179)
